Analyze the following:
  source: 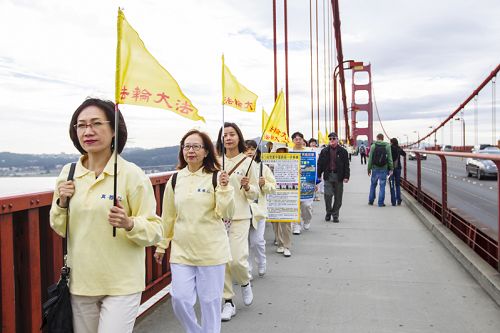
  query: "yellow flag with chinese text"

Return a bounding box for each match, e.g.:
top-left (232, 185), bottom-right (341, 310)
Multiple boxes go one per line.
top-left (262, 108), bottom-right (269, 132)
top-left (262, 91), bottom-right (291, 144)
top-left (115, 9), bottom-right (204, 122)
top-left (318, 131), bottom-right (327, 145)
top-left (222, 55), bottom-right (258, 112)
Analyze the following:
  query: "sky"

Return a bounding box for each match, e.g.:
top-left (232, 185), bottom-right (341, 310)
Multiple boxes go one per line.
top-left (0, 0), bottom-right (499, 154)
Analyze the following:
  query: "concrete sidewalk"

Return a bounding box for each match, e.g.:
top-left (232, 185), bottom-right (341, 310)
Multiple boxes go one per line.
top-left (135, 160), bottom-right (500, 333)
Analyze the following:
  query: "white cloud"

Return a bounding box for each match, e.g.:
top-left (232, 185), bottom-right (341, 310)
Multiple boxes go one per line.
top-left (0, 0), bottom-right (499, 153)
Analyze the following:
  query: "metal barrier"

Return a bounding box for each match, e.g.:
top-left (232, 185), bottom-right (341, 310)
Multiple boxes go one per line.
top-left (401, 150), bottom-right (499, 270)
top-left (0, 172), bottom-right (174, 333)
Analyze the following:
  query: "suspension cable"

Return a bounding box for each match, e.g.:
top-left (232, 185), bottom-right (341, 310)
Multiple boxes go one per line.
top-left (371, 81), bottom-right (391, 140)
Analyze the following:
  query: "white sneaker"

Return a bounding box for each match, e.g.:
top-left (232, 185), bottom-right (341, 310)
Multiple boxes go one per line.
top-left (303, 222), bottom-right (311, 230)
top-left (292, 224), bottom-right (301, 235)
top-left (248, 271), bottom-right (254, 281)
top-left (283, 248), bottom-right (291, 257)
top-left (276, 246), bottom-right (285, 253)
top-left (241, 284), bottom-right (253, 306)
top-left (221, 302), bottom-right (236, 321)
top-left (258, 265), bottom-right (266, 277)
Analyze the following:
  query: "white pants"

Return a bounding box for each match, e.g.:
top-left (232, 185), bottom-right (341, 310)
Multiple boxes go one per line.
top-left (224, 219), bottom-right (251, 300)
top-left (300, 200), bottom-right (313, 224)
top-left (171, 263), bottom-right (225, 333)
top-left (71, 292), bottom-right (142, 333)
top-left (248, 218), bottom-right (266, 272)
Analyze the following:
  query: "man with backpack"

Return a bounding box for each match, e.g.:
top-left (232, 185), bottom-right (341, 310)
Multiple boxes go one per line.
top-left (367, 133), bottom-right (393, 207)
top-left (359, 145), bottom-right (367, 164)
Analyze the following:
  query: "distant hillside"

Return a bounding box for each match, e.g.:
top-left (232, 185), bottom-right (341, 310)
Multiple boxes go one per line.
top-left (0, 145), bottom-right (180, 171)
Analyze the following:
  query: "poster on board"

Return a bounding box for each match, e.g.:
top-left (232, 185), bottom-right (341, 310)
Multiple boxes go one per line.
top-left (261, 153), bottom-right (300, 222)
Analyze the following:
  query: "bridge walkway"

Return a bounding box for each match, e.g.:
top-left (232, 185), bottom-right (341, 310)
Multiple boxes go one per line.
top-left (134, 159), bottom-right (500, 333)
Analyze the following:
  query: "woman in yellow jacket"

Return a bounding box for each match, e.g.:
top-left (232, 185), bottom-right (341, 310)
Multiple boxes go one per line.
top-left (244, 140), bottom-right (276, 277)
top-left (50, 98), bottom-right (163, 333)
top-left (154, 129), bottom-right (234, 333)
top-left (216, 122), bottom-right (259, 321)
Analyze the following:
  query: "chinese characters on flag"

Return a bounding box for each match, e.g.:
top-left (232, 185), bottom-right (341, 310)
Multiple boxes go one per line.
top-left (116, 9), bottom-right (204, 122)
top-left (222, 55), bottom-right (258, 112)
top-left (262, 90), bottom-right (291, 144)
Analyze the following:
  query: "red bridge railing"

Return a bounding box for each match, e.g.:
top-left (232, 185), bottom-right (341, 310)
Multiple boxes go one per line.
top-left (401, 150), bottom-right (499, 270)
top-left (0, 172), bottom-right (174, 333)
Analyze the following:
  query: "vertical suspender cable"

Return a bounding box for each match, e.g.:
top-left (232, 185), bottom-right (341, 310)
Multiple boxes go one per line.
top-left (474, 95), bottom-right (478, 146)
top-left (323, 0), bottom-right (327, 134)
top-left (327, 2), bottom-right (332, 133)
top-left (284, 0), bottom-right (290, 132)
top-left (272, 0), bottom-right (278, 101)
top-left (315, 0), bottom-right (320, 136)
top-left (309, 0), bottom-right (314, 138)
top-left (493, 76), bottom-right (497, 146)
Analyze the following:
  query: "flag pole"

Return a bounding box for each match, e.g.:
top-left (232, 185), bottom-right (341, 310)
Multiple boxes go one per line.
top-left (221, 54), bottom-right (225, 170)
top-left (240, 98), bottom-right (279, 188)
top-left (112, 104), bottom-right (119, 237)
top-left (113, 7), bottom-right (122, 237)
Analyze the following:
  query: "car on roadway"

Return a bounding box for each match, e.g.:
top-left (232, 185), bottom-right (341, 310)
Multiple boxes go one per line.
top-left (471, 144), bottom-right (495, 153)
top-left (441, 145), bottom-right (453, 152)
top-left (408, 151), bottom-right (427, 160)
top-left (466, 149), bottom-right (500, 179)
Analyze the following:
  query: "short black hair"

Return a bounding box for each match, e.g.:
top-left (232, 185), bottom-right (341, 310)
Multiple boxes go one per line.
top-left (69, 98), bottom-right (127, 154)
top-left (390, 138), bottom-right (399, 146)
top-left (291, 132), bottom-right (304, 139)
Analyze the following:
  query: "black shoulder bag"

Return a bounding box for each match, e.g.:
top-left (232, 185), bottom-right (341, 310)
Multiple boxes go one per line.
top-left (41, 162), bottom-right (76, 332)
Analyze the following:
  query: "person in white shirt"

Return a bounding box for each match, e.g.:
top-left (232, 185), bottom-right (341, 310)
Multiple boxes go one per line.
top-left (216, 123), bottom-right (259, 321)
top-left (154, 129), bottom-right (234, 333)
top-left (244, 140), bottom-right (276, 278)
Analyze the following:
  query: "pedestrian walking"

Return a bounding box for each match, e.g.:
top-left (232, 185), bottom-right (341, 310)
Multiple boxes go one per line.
top-left (317, 132), bottom-right (350, 223)
top-left (50, 98), bottom-right (163, 333)
top-left (216, 122), bottom-right (259, 321)
top-left (154, 129), bottom-right (234, 333)
top-left (271, 144), bottom-right (293, 257)
top-left (244, 140), bottom-right (276, 277)
top-left (389, 138), bottom-right (406, 206)
top-left (367, 133), bottom-right (393, 207)
top-left (359, 144), bottom-right (367, 164)
top-left (290, 132), bottom-right (314, 234)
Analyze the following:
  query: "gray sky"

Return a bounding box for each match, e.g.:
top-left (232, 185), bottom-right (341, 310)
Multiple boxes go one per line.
top-left (0, 0), bottom-right (499, 153)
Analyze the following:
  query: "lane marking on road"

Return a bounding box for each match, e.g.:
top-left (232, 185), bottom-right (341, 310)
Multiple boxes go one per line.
top-left (472, 181), bottom-right (477, 185)
top-left (490, 187), bottom-right (494, 190)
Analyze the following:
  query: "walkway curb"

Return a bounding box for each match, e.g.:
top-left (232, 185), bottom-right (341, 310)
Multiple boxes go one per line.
top-left (402, 190), bottom-right (500, 306)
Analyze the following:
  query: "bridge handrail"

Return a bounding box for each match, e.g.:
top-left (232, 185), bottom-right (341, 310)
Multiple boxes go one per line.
top-left (400, 149), bottom-right (499, 272)
top-left (0, 171), bottom-right (176, 332)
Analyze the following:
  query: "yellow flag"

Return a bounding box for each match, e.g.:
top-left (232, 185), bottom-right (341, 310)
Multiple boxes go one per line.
top-left (318, 131), bottom-right (325, 145)
top-left (262, 108), bottom-right (269, 132)
top-left (222, 55), bottom-right (258, 112)
top-left (115, 9), bottom-right (204, 122)
top-left (262, 91), bottom-right (291, 144)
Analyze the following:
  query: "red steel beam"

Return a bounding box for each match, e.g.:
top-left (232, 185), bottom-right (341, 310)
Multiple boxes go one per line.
top-left (0, 213), bottom-right (16, 333)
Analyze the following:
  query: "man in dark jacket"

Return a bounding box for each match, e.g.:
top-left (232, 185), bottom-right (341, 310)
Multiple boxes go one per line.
top-left (389, 138), bottom-right (406, 206)
top-left (317, 132), bottom-right (350, 223)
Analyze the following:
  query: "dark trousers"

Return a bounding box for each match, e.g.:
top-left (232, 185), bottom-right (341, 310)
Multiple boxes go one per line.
top-left (389, 168), bottom-right (402, 205)
top-left (324, 172), bottom-right (344, 218)
top-left (360, 153), bottom-right (367, 164)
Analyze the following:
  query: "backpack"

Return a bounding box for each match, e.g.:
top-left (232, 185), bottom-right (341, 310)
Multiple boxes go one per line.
top-left (372, 144), bottom-right (388, 167)
top-left (359, 146), bottom-right (366, 154)
top-left (171, 171), bottom-right (218, 192)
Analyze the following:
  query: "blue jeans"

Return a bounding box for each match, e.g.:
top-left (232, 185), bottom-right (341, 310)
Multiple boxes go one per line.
top-left (369, 168), bottom-right (388, 206)
top-left (389, 168), bottom-right (402, 205)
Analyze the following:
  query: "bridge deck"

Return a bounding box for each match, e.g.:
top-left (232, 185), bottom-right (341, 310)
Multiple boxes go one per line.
top-left (134, 160), bottom-right (500, 333)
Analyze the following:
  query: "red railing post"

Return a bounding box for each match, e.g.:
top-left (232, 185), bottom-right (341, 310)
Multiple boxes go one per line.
top-left (438, 155), bottom-right (448, 225)
top-left (26, 208), bottom-right (43, 332)
top-left (416, 152), bottom-right (422, 203)
top-left (403, 154), bottom-right (407, 180)
top-left (496, 161), bottom-right (500, 272)
top-left (0, 213), bottom-right (16, 333)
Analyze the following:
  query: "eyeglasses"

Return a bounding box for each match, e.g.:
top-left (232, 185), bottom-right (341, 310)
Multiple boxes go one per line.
top-left (182, 144), bottom-right (204, 151)
top-left (329, 137), bottom-right (338, 141)
top-left (74, 121), bottom-right (111, 131)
